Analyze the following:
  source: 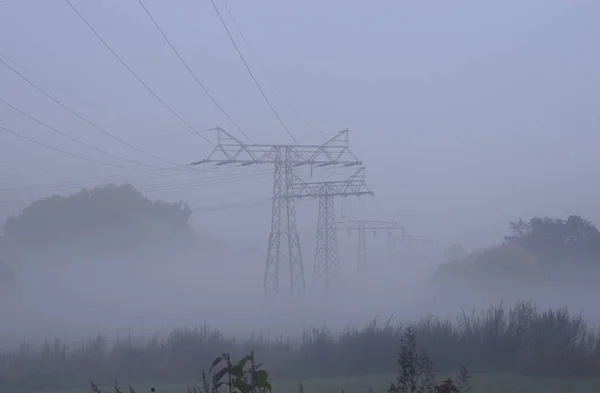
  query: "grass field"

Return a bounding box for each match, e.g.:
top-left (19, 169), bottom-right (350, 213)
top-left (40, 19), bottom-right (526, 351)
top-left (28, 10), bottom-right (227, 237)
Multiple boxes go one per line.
top-left (37, 373), bottom-right (600, 393)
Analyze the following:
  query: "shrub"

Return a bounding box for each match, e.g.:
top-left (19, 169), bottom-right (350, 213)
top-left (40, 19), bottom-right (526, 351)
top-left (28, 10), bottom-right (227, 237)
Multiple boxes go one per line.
top-left (1, 302), bottom-right (598, 392)
top-left (91, 330), bottom-right (470, 393)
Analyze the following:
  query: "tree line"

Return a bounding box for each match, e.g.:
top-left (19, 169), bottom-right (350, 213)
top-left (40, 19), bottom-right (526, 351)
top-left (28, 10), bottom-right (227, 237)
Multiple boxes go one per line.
top-left (0, 183), bottom-right (195, 271)
top-left (433, 214), bottom-right (600, 296)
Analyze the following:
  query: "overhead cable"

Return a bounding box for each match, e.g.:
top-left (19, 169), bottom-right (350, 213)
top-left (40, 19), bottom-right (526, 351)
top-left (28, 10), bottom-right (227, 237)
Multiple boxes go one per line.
top-left (219, 0), bottom-right (326, 137)
top-left (136, 0), bottom-right (255, 144)
top-left (0, 56), bottom-right (189, 168)
top-left (0, 124), bottom-right (159, 171)
top-left (0, 171), bottom-right (273, 207)
top-left (0, 52), bottom-right (190, 140)
top-left (65, 0), bottom-right (213, 145)
top-left (0, 98), bottom-right (178, 171)
top-left (208, 0), bottom-right (299, 144)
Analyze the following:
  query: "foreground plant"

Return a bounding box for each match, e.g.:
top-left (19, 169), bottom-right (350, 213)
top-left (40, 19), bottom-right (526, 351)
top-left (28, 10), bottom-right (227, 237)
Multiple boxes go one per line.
top-left (389, 326), bottom-right (470, 393)
top-left (91, 351), bottom-right (271, 393)
top-left (199, 351), bottom-right (272, 393)
top-left (90, 329), bottom-right (468, 393)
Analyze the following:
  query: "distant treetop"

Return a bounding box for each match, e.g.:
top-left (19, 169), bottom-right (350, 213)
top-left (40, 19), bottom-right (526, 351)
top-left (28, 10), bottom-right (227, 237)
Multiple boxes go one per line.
top-left (504, 215), bottom-right (600, 269)
top-left (2, 183), bottom-right (194, 259)
top-left (432, 214), bottom-right (600, 298)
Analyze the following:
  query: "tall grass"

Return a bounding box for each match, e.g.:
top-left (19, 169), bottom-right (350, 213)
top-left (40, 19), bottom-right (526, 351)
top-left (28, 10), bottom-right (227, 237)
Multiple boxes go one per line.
top-left (1, 301), bottom-right (599, 392)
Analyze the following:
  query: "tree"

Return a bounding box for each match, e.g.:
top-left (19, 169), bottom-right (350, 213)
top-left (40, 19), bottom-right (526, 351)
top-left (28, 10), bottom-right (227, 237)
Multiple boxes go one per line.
top-left (505, 215), bottom-right (600, 272)
top-left (389, 327), bottom-right (470, 393)
top-left (432, 215), bottom-right (600, 299)
top-left (2, 183), bottom-right (195, 261)
top-left (431, 244), bottom-right (546, 301)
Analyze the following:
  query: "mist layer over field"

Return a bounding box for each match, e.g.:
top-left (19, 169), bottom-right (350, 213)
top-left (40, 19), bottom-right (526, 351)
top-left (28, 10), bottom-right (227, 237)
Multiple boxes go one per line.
top-left (3, 239), bottom-right (600, 351)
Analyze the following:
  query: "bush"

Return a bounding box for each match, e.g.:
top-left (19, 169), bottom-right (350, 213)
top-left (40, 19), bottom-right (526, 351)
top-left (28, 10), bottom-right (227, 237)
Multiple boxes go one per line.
top-left (92, 330), bottom-right (470, 393)
top-left (1, 302), bottom-right (599, 392)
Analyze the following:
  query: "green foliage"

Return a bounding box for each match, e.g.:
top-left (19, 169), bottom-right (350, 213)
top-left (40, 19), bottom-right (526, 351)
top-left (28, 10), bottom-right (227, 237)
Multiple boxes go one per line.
top-left (2, 183), bottom-right (193, 259)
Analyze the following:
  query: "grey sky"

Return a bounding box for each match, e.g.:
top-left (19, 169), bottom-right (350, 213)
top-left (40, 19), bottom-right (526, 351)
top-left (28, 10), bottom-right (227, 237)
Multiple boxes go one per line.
top-left (1, 0), bottom-right (599, 253)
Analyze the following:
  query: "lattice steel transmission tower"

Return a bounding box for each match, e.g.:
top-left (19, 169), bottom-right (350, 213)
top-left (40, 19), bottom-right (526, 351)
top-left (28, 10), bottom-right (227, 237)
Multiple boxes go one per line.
top-left (291, 167), bottom-right (373, 294)
top-left (191, 127), bottom-right (362, 296)
top-left (336, 221), bottom-right (402, 273)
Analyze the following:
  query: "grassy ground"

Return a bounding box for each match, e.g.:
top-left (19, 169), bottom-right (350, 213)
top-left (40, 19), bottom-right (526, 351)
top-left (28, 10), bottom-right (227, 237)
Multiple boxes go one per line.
top-left (36, 373), bottom-right (600, 393)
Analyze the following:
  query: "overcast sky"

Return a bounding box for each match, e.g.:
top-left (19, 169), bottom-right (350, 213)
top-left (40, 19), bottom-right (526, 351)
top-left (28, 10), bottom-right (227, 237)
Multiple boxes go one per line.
top-left (1, 0), bottom-right (599, 253)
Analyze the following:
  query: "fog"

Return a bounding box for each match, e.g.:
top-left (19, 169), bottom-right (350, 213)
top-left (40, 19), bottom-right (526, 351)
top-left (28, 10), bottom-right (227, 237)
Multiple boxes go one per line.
top-left (1, 216), bottom-right (447, 348)
top-left (1, 0), bottom-right (600, 354)
top-left (3, 227), bottom-right (600, 351)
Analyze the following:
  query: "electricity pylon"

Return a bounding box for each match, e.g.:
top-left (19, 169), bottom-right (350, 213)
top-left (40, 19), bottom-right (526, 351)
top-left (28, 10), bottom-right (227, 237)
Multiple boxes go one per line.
top-left (290, 167), bottom-right (373, 294)
top-left (387, 232), bottom-right (435, 261)
top-left (335, 221), bottom-right (402, 274)
top-left (191, 127), bottom-right (362, 296)
top-left (337, 221), bottom-right (434, 272)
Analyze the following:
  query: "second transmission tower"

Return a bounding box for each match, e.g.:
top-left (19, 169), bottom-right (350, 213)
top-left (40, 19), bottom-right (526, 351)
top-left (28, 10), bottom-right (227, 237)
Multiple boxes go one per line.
top-left (291, 167), bottom-right (372, 294)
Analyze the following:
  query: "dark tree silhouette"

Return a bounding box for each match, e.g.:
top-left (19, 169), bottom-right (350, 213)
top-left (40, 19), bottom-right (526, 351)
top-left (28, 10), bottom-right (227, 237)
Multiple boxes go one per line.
top-left (2, 183), bottom-right (194, 260)
top-left (433, 215), bottom-right (600, 300)
top-left (505, 215), bottom-right (600, 271)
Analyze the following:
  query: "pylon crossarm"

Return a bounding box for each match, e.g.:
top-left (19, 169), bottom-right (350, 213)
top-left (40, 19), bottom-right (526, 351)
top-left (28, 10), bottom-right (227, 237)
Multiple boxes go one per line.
top-left (335, 221), bottom-right (399, 230)
top-left (290, 167), bottom-right (372, 199)
top-left (190, 127), bottom-right (362, 166)
top-left (306, 129), bottom-right (360, 165)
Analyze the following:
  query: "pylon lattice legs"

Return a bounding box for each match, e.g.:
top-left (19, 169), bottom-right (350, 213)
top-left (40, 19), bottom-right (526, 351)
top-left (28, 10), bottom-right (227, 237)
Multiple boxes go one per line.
top-left (264, 148), bottom-right (305, 296)
top-left (312, 194), bottom-right (340, 294)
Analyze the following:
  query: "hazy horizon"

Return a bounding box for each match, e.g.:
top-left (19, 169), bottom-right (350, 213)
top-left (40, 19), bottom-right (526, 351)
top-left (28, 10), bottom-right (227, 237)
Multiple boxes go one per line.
top-left (1, 0), bottom-right (600, 352)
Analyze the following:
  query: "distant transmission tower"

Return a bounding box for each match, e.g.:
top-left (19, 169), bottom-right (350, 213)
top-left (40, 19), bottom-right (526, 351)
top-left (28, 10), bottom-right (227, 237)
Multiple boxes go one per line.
top-left (291, 167), bottom-right (372, 294)
top-left (191, 127), bottom-right (362, 296)
top-left (335, 221), bottom-right (402, 274)
top-left (387, 232), bottom-right (435, 261)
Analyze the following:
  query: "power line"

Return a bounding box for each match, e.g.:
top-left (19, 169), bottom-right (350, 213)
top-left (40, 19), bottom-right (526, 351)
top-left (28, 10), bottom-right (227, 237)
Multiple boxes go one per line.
top-left (0, 56), bottom-right (189, 168)
top-left (136, 0), bottom-right (254, 144)
top-left (0, 52), bottom-right (185, 140)
top-left (0, 194), bottom-right (272, 216)
top-left (64, 0), bottom-right (213, 145)
top-left (219, 0), bottom-right (327, 137)
top-left (0, 158), bottom-right (176, 181)
top-left (0, 124), bottom-right (154, 171)
top-left (192, 197), bottom-right (271, 212)
top-left (0, 172), bottom-right (162, 197)
top-left (208, 0), bottom-right (299, 144)
top-left (0, 173), bottom-right (272, 205)
top-left (0, 167), bottom-right (271, 198)
top-left (0, 97), bottom-right (179, 171)
top-left (0, 172), bottom-right (270, 206)
top-left (0, 170), bottom-right (273, 207)
top-left (142, 171), bottom-right (271, 193)
top-left (0, 167), bottom-right (197, 196)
